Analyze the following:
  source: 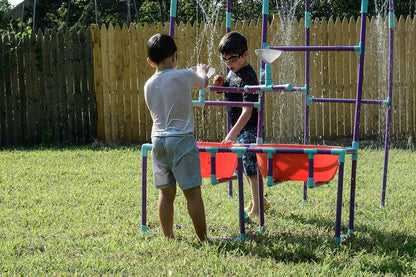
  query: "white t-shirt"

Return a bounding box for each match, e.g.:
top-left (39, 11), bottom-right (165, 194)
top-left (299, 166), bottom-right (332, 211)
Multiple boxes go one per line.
top-left (144, 68), bottom-right (206, 137)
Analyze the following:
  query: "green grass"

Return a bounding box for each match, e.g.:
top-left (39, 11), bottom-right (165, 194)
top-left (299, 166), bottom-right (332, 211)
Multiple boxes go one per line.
top-left (0, 144), bottom-right (415, 276)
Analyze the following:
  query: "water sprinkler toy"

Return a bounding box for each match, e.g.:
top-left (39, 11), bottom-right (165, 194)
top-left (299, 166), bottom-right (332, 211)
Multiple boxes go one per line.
top-left (141, 0), bottom-right (395, 243)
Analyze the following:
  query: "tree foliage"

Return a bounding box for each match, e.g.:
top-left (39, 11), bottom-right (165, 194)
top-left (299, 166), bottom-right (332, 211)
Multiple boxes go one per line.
top-left (0, 0), bottom-right (414, 33)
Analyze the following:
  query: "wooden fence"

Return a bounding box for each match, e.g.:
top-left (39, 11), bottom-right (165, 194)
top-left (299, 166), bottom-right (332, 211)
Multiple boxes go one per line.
top-left (1, 16), bottom-right (415, 146)
top-left (92, 15), bottom-right (416, 144)
top-left (0, 29), bottom-right (96, 146)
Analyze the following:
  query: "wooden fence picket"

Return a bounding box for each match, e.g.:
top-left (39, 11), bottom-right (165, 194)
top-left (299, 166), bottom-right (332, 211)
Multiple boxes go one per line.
top-left (0, 16), bottom-right (415, 146)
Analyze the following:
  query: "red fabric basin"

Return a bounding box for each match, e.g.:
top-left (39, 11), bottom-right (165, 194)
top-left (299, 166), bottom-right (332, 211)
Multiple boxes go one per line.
top-left (197, 142), bottom-right (238, 179)
top-left (255, 144), bottom-right (342, 182)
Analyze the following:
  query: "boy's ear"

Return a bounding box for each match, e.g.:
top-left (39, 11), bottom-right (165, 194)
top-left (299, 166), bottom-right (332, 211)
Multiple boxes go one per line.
top-left (172, 51), bottom-right (178, 62)
top-left (242, 50), bottom-right (249, 58)
top-left (147, 57), bottom-right (156, 67)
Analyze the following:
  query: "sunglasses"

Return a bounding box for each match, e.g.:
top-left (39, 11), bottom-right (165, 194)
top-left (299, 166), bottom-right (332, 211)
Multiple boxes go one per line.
top-left (221, 52), bottom-right (245, 63)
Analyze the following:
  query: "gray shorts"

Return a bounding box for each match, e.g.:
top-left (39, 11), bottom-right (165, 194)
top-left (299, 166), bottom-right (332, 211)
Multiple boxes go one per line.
top-left (151, 135), bottom-right (202, 190)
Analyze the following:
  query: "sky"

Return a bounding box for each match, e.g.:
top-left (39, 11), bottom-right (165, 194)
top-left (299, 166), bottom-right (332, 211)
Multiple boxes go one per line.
top-left (9, 0), bottom-right (24, 6)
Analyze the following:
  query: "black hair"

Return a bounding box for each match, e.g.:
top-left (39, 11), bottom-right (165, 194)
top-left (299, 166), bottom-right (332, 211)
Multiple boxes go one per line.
top-left (218, 31), bottom-right (248, 55)
top-left (147, 33), bottom-right (177, 64)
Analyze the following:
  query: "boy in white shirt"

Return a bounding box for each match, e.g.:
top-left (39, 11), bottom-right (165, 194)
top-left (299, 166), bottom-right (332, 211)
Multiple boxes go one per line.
top-left (144, 33), bottom-right (210, 241)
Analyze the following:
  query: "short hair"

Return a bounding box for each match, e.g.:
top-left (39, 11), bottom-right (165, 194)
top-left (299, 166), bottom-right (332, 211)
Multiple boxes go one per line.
top-left (218, 31), bottom-right (248, 55)
top-left (147, 33), bottom-right (177, 64)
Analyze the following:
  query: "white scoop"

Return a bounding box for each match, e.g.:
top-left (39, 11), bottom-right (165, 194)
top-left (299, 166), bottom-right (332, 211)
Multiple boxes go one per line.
top-left (255, 49), bottom-right (282, 64)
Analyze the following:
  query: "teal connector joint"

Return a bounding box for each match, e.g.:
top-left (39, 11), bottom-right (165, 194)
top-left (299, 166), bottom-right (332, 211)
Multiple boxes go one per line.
top-left (302, 85), bottom-right (307, 94)
top-left (307, 96), bottom-right (313, 105)
top-left (352, 141), bottom-right (359, 161)
top-left (257, 225), bottom-right (266, 233)
top-left (207, 148), bottom-right (219, 157)
top-left (210, 175), bottom-right (219, 185)
top-left (305, 12), bottom-right (311, 28)
top-left (389, 12), bottom-right (395, 28)
top-left (237, 233), bottom-right (247, 241)
top-left (231, 147), bottom-right (247, 158)
top-left (256, 137), bottom-right (264, 144)
top-left (267, 176), bottom-right (274, 187)
top-left (141, 143), bottom-right (152, 156)
top-left (331, 149), bottom-right (346, 163)
top-left (361, 0), bottom-right (368, 13)
top-left (226, 12), bottom-right (231, 28)
top-left (348, 229), bottom-right (354, 234)
top-left (262, 1), bottom-right (269, 14)
top-left (352, 141), bottom-right (359, 150)
top-left (334, 236), bottom-right (341, 244)
top-left (169, 0), bottom-right (177, 17)
top-left (141, 225), bottom-right (150, 234)
top-left (262, 84), bottom-right (273, 91)
top-left (264, 148), bottom-right (277, 155)
top-left (384, 97), bottom-right (391, 106)
top-left (308, 177), bottom-right (315, 188)
top-left (355, 43), bottom-right (363, 55)
top-left (305, 149), bottom-right (317, 157)
top-left (193, 88), bottom-right (206, 106)
top-left (285, 83), bottom-right (293, 90)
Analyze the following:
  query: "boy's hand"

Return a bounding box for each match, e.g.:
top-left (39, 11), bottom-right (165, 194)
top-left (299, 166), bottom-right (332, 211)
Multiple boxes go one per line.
top-left (196, 63), bottom-right (210, 75)
top-left (213, 75), bottom-right (224, 86)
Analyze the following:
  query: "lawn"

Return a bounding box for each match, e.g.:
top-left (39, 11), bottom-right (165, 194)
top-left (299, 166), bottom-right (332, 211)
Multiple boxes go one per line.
top-left (0, 144), bottom-right (415, 275)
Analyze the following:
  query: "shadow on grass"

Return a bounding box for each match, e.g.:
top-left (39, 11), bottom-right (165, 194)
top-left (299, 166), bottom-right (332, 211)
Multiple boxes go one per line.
top-left (178, 210), bottom-right (416, 275)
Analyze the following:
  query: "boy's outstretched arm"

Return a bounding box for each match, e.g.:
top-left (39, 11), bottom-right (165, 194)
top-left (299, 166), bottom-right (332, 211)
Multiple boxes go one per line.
top-left (196, 64), bottom-right (210, 88)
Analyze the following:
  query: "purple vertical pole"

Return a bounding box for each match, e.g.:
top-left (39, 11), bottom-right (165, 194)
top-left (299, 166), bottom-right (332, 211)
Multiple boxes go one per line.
top-left (334, 160), bottom-right (345, 243)
top-left (169, 0), bottom-right (177, 38)
top-left (256, 0), bottom-right (269, 230)
top-left (380, 0), bottom-right (394, 208)
top-left (237, 155), bottom-right (246, 240)
top-left (141, 155), bottom-right (148, 231)
top-left (226, 0), bottom-right (233, 197)
top-left (349, 0), bottom-right (368, 233)
top-left (302, 0), bottom-right (311, 202)
top-left (304, 0), bottom-right (310, 145)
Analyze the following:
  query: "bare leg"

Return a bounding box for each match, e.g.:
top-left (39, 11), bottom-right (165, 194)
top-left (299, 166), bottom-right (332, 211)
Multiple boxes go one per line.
top-left (158, 185), bottom-right (176, 240)
top-left (247, 174), bottom-right (268, 216)
top-left (183, 186), bottom-right (207, 241)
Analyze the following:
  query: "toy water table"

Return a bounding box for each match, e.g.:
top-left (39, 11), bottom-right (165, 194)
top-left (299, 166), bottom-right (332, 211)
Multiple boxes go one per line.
top-left (254, 144), bottom-right (343, 187)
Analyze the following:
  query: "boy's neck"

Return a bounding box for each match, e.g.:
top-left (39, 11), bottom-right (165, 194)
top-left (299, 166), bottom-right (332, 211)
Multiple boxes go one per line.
top-left (156, 64), bottom-right (174, 72)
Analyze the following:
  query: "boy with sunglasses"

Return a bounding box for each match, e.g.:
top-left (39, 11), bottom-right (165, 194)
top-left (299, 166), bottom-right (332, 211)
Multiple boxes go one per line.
top-left (213, 31), bottom-right (270, 220)
top-left (144, 33), bottom-right (210, 241)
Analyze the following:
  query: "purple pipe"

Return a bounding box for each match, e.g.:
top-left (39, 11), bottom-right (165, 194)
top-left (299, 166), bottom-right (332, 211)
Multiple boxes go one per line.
top-left (270, 46), bottom-right (357, 51)
top-left (335, 160), bottom-right (345, 242)
top-left (348, 5), bottom-right (368, 235)
top-left (210, 155), bottom-right (216, 176)
top-left (304, 0), bottom-right (311, 202)
top-left (308, 157), bottom-right (314, 182)
top-left (204, 101), bottom-right (256, 107)
top-left (381, 0), bottom-right (394, 207)
top-left (169, 17), bottom-right (175, 37)
top-left (237, 156), bottom-right (246, 238)
top-left (349, 160), bottom-right (357, 231)
top-left (209, 84), bottom-right (289, 93)
top-left (257, 2), bottom-right (269, 229)
top-left (226, 0), bottom-right (232, 198)
top-left (312, 98), bottom-right (386, 105)
top-left (141, 156), bottom-right (148, 227)
top-left (352, 14), bottom-right (367, 142)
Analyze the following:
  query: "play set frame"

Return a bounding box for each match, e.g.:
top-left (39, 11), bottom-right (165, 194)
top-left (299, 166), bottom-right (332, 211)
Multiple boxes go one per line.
top-left (140, 0), bottom-right (394, 243)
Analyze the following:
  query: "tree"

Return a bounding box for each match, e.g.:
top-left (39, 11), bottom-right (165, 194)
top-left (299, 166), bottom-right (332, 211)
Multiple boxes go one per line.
top-left (0, 0), bottom-right (414, 33)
